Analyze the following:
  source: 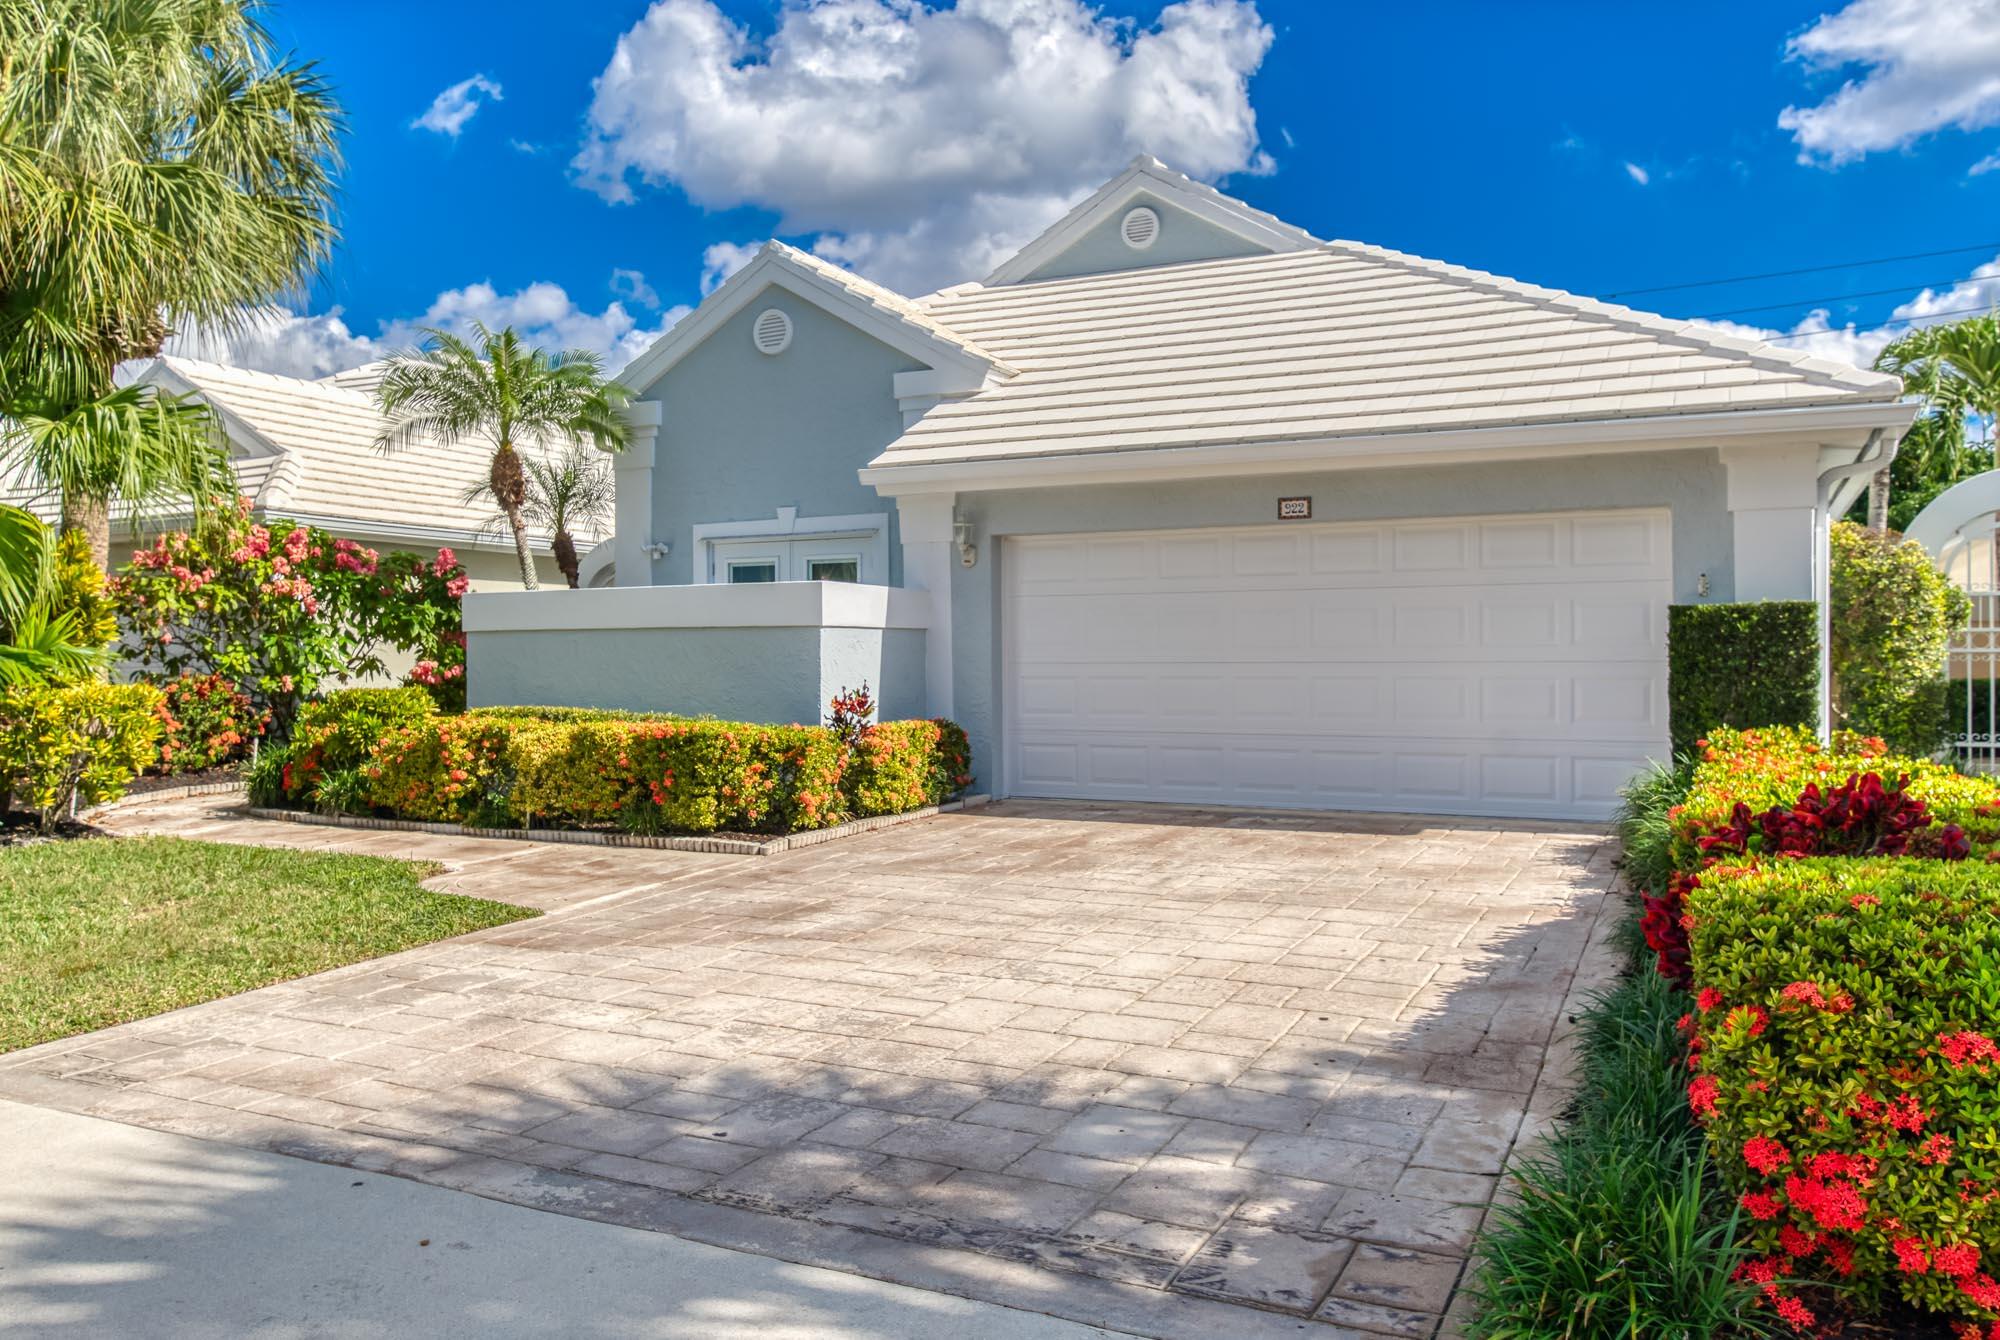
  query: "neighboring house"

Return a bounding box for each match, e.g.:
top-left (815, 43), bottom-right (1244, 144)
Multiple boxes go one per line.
top-left (470, 157), bottom-right (1914, 820)
top-left (15, 356), bottom-right (604, 590)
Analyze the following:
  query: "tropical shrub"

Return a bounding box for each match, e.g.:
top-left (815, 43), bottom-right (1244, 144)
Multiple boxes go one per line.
top-left (1688, 859), bottom-right (2000, 1333)
top-left (847, 719), bottom-right (974, 817)
top-left (111, 498), bottom-right (468, 734)
top-left (0, 681), bottom-right (162, 825)
top-left (46, 530), bottom-right (118, 650)
top-left (265, 702), bottom-right (972, 837)
top-left (1667, 602), bottom-right (1818, 757)
top-left (1829, 521), bottom-right (1969, 756)
top-left (154, 672), bottom-right (264, 773)
top-left (274, 687), bottom-right (437, 805)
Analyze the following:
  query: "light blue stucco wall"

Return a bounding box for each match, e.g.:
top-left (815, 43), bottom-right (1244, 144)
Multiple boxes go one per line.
top-left (468, 625), bottom-right (928, 724)
top-left (630, 287), bottom-right (925, 586)
top-left (946, 447), bottom-right (1733, 792)
top-left (1019, 191), bottom-right (1272, 283)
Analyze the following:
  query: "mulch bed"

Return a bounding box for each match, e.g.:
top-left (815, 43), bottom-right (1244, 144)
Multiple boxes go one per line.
top-left (0, 813), bottom-right (107, 848)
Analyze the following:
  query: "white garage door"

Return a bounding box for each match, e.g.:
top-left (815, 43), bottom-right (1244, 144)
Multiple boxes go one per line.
top-left (1002, 509), bottom-right (1671, 820)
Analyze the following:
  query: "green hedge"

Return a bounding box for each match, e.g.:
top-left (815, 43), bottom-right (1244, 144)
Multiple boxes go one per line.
top-left (1689, 859), bottom-right (2000, 1329)
top-left (263, 691), bottom-right (974, 836)
top-left (0, 681), bottom-right (163, 826)
top-left (1667, 601), bottom-right (1818, 757)
top-left (1829, 521), bottom-right (1968, 755)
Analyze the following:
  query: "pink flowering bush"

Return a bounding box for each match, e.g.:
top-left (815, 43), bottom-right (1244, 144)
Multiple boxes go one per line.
top-left (112, 498), bottom-right (469, 732)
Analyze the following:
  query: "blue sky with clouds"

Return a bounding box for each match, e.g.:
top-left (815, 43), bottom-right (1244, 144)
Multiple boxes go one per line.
top-left (172, 0), bottom-right (2000, 379)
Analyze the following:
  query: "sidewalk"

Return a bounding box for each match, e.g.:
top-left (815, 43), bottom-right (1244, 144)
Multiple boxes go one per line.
top-left (0, 1099), bottom-right (1119, 1339)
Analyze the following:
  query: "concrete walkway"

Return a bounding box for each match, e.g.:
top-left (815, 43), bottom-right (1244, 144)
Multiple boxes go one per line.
top-left (0, 1099), bottom-right (1116, 1339)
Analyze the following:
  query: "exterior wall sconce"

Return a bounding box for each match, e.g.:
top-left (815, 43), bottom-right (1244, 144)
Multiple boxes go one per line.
top-left (954, 517), bottom-right (977, 568)
top-left (641, 540), bottom-right (672, 561)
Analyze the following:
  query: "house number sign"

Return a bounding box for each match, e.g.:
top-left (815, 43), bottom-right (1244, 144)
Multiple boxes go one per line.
top-left (1277, 497), bottom-right (1312, 520)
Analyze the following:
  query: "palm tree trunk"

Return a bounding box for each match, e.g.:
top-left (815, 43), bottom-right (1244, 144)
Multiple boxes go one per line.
top-left (1868, 467), bottom-right (1891, 531)
top-left (553, 529), bottom-right (580, 588)
top-left (505, 503), bottom-right (540, 590)
top-left (59, 490), bottom-right (112, 571)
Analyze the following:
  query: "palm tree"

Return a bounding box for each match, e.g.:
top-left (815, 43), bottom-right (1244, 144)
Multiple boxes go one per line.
top-left (465, 443), bottom-right (617, 588)
top-left (374, 325), bottom-right (631, 590)
top-left (0, 0), bottom-right (341, 566)
top-left (0, 505), bottom-right (100, 686)
top-left (1871, 315), bottom-right (2000, 530)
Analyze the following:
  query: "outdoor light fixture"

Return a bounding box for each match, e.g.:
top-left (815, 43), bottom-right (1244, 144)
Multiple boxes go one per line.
top-left (954, 517), bottom-right (977, 568)
top-left (641, 540), bottom-right (671, 561)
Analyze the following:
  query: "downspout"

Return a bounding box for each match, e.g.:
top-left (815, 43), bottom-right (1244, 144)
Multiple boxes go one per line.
top-left (1813, 428), bottom-right (1894, 742)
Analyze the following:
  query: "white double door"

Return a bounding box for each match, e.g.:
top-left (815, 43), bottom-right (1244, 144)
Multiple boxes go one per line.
top-left (1002, 508), bottom-right (1672, 821)
top-left (713, 537), bottom-right (867, 584)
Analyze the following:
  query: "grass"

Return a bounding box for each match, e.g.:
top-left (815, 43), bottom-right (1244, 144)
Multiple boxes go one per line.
top-left (1463, 770), bottom-right (1773, 1340)
top-left (0, 836), bottom-right (536, 1053)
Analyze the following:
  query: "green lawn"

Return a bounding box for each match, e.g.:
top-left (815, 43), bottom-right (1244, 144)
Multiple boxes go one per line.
top-left (0, 837), bottom-right (536, 1053)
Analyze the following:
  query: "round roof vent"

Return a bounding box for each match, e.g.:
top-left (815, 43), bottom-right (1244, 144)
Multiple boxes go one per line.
top-left (1120, 205), bottom-right (1160, 250)
top-left (752, 308), bottom-right (793, 355)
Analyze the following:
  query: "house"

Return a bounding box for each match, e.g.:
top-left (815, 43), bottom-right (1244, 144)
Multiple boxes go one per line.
top-left (467, 157), bottom-right (1914, 820)
top-left (17, 356), bottom-right (605, 590)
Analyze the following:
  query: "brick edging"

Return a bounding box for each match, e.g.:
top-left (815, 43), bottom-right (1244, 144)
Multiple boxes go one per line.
top-left (240, 794), bottom-right (993, 856)
top-left (86, 779), bottom-right (249, 818)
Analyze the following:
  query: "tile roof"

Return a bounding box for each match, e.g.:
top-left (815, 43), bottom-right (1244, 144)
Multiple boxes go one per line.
top-left (97, 356), bottom-right (609, 547)
top-left (874, 239), bottom-right (1905, 467)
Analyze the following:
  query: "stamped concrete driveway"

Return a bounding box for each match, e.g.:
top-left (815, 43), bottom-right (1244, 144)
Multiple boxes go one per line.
top-left (1, 799), bottom-right (1617, 1340)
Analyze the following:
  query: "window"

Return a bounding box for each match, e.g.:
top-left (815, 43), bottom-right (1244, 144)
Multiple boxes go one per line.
top-left (726, 560), bottom-right (778, 583)
top-left (807, 557), bottom-right (859, 583)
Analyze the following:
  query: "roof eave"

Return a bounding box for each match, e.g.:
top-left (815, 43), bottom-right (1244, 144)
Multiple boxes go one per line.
top-left (859, 398), bottom-right (1919, 495)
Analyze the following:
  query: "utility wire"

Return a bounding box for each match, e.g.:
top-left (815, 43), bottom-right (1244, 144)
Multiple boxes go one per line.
top-left (1603, 242), bottom-right (2000, 299)
top-left (1699, 279), bottom-right (1979, 319)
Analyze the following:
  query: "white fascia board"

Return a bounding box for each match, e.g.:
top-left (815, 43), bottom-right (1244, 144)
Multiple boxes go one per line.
top-left (617, 247), bottom-right (1001, 397)
top-left (464, 579), bottom-right (932, 633)
top-left (262, 510), bottom-right (572, 554)
top-left (137, 360), bottom-right (287, 462)
top-left (858, 400), bottom-right (1919, 496)
top-left (983, 157), bottom-right (1320, 287)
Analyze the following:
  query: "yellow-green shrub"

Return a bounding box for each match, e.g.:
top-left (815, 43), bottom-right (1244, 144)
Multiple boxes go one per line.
top-left (1687, 858), bottom-right (2000, 1330)
top-left (0, 681), bottom-right (163, 824)
top-left (846, 719), bottom-right (974, 817)
top-left (278, 687), bottom-right (437, 804)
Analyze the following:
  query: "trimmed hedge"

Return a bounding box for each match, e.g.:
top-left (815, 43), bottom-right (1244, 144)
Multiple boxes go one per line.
top-left (259, 686), bottom-right (438, 808)
top-left (0, 681), bottom-right (163, 825)
top-left (1688, 859), bottom-right (2000, 1330)
top-left (262, 691), bottom-right (973, 836)
top-left (1668, 601), bottom-right (1819, 758)
top-left (1829, 521), bottom-right (1969, 756)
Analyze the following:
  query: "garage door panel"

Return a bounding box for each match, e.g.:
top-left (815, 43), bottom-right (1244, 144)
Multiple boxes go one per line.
top-left (1004, 509), bottom-right (1670, 820)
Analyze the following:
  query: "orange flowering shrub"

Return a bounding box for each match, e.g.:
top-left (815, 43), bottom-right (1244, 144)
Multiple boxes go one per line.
top-left (845, 719), bottom-right (973, 817)
top-left (1688, 859), bottom-right (2000, 1334)
top-left (325, 707), bottom-right (965, 835)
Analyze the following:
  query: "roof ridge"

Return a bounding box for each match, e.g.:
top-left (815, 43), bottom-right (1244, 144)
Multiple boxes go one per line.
top-left (161, 354), bottom-right (378, 405)
top-left (1316, 239), bottom-right (1903, 397)
top-left (759, 241), bottom-right (1015, 374)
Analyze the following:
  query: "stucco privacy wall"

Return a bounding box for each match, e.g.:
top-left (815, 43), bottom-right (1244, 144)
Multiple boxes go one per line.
top-left (467, 627), bottom-right (926, 722)
top-left (1017, 190), bottom-right (1271, 282)
top-left (944, 447), bottom-right (1732, 786)
top-left (464, 583), bottom-right (930, 723)
top-left (631, 288), bottom-right (926, 587)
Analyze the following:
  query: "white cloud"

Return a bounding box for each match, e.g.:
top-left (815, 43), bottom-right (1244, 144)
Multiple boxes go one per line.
top-left (412, 74), bottom-right (504, 137)
top-left (573, 0), bottom-right (1276, 294)
top-left (164, 277), bottom-right (695, 381)
top-left (610, 267), bottom-right (660, 307)
top-left (1778, 0), bottom-right (2000, 164)
top-left (1623, 162), bottom-right (1650, 185)
top-left (1689, 252), bottom-right (2000, 368)
top-left (1973, 151), bottom-right (2000, 176)
top-left (699, 241), bottom-right (760, 295)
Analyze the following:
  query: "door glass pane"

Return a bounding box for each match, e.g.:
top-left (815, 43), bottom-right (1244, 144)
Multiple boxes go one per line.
top-left (727, 560), bottom-right (778, 583)
top-left (807, 558), bottom-right (860, 583)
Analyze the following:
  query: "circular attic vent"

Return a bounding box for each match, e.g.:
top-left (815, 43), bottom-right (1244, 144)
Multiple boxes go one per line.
top-left (1120, 206), bottom-right (1160, 250)
top-left (752, 308), bottom-right (793, 355)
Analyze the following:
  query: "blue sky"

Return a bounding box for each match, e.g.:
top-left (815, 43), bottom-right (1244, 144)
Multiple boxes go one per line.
top-left (176, 0), bottom-right (2000, 378)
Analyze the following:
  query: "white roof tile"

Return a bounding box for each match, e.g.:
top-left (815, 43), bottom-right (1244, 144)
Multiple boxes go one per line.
top-left (876, 239), bottom-right (1904, 467)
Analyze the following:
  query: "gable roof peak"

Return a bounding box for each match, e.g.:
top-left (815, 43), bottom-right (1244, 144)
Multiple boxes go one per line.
top-left (983, 156), bottom-right (1318, 287)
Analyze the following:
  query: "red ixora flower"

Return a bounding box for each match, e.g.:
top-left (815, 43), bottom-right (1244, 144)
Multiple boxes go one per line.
top-left (1774, 1295), bottom-right (1815, 1330)
top-left (1936, 1243), bottom-right (1982, 1279)
top-left (1941, 1031), bottom-right (2000, 1070)
top-left (1697, 986), bottom-right (1724, 1012)
top-left (1893, 1236), bottom-right (1931, 1273)
top-left (1780, 980), bottom-right (1828, 1010)
top-left (1961, 1273), bottom-right (2000, 1311)
top-left (1688, 1073), bottom-right (1720, 1118)
top-left (1744, 1136), bottom-right (1791, 1176)
top-left (1922, 1134), bottom-right (1957, 1166)
top-left (1742, 1190), bottom-right (1784, 1220)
